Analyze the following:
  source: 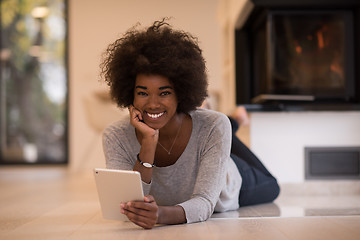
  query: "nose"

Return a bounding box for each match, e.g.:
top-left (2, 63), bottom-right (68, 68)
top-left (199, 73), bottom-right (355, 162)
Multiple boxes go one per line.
top-left (148, 95), bottom-right (161, 109)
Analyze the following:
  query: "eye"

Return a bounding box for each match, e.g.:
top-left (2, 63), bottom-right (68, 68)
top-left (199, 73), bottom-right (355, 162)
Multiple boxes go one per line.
top-left (160, 91), bottom-right (171, 96)
top-left (137, 91), bottom-right (148, 96)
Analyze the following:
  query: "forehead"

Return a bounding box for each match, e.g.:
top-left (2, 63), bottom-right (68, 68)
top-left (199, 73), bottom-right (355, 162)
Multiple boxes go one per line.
top-left (135, 74), bottom-right (173, 88)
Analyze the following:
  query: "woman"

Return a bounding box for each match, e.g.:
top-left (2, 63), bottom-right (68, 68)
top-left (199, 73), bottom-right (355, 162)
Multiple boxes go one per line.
top-left (101, 20), bottom-right (279, 229)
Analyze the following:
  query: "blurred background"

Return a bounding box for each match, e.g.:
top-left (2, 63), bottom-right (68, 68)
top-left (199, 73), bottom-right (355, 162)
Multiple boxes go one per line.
top-left (1, 0), bottom-right (360, 186)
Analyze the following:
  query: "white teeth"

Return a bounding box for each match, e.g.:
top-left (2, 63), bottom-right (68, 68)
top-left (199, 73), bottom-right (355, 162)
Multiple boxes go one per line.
top-left (147, 112), bottom-right (164, 119)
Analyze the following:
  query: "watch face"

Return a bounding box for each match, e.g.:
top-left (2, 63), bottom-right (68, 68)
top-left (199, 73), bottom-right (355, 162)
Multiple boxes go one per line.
top-left (143, 162), bottom-right (153, 168)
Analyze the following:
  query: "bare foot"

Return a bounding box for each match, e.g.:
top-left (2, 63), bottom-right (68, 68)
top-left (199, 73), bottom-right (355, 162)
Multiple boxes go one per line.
top-left (200, 100), bottom-right (211, 109)
top-left (231, 106), bottom-right (249, 126)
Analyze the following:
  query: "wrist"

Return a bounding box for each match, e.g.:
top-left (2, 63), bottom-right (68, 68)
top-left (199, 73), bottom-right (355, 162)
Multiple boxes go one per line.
top-left (157, 206), bottom-right (164, 224)
top-left (156, 206), bottom-right (186, 225)
top-left (137, 154), bottom-right (155, 168)
top-left (141, 137), bottom-right (158, 145)
top-left (141, 129), bottom-right (159, 144)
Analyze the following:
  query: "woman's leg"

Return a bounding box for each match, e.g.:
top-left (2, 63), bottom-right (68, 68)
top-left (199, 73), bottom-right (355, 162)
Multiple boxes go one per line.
top-left (231, 154), bottom-right (280, 206)
top-left (229, 117), bottom-right (280, 206)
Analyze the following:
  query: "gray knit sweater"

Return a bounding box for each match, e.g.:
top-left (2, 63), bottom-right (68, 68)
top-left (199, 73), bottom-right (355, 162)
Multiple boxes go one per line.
top-left (102, 108), bottom-right (242, 223)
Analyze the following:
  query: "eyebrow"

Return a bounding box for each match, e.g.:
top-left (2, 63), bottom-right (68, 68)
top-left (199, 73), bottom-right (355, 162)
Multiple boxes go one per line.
top-left (135, 86), bottom-right (147, 90)
top-left (159, 86), bottom-right (173, 90)
top-left (135, 86), bottom-right (173, 90)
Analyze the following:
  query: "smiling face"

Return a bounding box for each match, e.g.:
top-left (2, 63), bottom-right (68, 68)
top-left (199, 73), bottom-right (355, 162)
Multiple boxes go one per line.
top-left (133, 74), bottom-right (179, 130)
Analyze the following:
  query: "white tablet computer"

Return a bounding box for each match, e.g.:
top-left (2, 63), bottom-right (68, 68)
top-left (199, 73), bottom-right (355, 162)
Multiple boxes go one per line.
top-left (93, 168), bottom-right (144, 221)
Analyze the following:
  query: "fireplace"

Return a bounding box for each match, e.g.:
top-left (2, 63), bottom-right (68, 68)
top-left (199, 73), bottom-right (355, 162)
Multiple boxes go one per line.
top-left (235, 0), bottom-right (360, 110)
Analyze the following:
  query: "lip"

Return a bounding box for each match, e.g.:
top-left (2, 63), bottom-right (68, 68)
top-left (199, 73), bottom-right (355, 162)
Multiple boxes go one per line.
top-left (145, 111), bottom-right (165, 120)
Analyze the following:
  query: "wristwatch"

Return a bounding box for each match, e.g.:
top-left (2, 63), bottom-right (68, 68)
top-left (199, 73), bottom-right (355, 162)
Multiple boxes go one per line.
top-left (137, 154), bottom-right (155, 168)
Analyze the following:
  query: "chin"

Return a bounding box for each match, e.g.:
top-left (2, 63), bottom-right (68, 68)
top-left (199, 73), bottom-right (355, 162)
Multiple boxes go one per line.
top-left (145, 122), bottom-right (163, 130)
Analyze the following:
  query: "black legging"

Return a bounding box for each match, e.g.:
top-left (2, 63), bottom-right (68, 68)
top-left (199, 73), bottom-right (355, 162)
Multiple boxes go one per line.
top-left (229, 117), bottom-right (280, 206)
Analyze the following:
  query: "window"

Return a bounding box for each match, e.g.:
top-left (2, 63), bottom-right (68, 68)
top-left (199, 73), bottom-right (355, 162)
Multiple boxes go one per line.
top-left (0, 0), bottom-right (68, 164)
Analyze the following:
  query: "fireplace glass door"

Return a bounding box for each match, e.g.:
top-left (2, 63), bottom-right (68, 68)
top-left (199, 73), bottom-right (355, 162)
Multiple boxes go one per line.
top-left (266, 10), bottom-right (354, 99)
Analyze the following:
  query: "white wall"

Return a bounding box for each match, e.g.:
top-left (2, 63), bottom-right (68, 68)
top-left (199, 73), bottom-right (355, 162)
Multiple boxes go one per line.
top-left (251, 112), bottom-right (360, 183)
top-left (68, 0), bottom-right (222, 171)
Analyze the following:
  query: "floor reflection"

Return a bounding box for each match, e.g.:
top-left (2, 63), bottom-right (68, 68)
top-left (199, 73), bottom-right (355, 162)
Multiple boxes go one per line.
top-left (211, 196), bottom-right (360, 219)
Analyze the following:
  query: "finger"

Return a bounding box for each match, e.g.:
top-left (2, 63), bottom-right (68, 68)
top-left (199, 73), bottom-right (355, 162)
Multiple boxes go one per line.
top-left (122, 207), bottom-right (156, 229)
top-left (129, 110), bottom-right (142, 125)
top-left (128, 105), bottom-right (136, 116)
top-left (124, 210), bottom-right (156, 229)
top-left (128, 105), bottom-right (136, 114)
top-left (120, 203), bottom-right (125, 214)
top-left (124, 202), bottom-right (157, 218)
top-left (131, 109), bottom-right (143, 123)
top-left (144, 195), bottom-right (155, 203)
top-left (123, 207), bottom-right (154, 221)
top-left (133, 220), bottom-right (155, 229)
top-left (130, 105), bottom-right (141, 116)
top-left (128, 201), bottom-right (157, 212)
top-left (130, 217), bottom-right (154, 229)
top-left (136, 112), bottom-right (143, 121)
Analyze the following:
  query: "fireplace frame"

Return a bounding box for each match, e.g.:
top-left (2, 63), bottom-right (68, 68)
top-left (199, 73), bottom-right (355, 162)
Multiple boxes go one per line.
top-left (235, 0), bottom-right (360, 111)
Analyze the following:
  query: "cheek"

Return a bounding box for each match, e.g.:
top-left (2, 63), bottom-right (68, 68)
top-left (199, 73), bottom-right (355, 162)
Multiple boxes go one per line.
top-left (167, 101), bottom-right (179, 114)
top-left (132, 102), bottom-right (143, 114)
top-left (132, 96), bottom-right (141, 108)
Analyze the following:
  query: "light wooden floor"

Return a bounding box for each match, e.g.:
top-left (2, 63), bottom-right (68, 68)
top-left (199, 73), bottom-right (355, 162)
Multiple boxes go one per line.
top-left (1, 166), bottom-right (359, 240)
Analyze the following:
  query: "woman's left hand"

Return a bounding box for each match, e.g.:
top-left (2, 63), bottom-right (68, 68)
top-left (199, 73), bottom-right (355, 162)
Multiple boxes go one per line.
top-left (120, 195), bottom-right (159, 229)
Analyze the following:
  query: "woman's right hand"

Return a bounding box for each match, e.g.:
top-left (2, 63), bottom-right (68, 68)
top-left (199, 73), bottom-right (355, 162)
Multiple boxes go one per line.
top-left (129, 105), bottom-right (157, 183)
top-left (120, 195), bottom-right (159, 229)
top-left (128, 105), bottom-right (159, 142)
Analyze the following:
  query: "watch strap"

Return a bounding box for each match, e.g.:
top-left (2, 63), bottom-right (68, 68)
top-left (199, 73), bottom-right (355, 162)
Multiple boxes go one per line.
top-left (137, 154), bottom-right (155, 168)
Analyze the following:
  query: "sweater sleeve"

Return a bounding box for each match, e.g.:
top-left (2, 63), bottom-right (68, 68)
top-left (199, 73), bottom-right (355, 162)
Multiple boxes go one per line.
top-left (102, 122), bottom-right (151, 195)
top-left (178, 112), bottom-right (232, 223)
